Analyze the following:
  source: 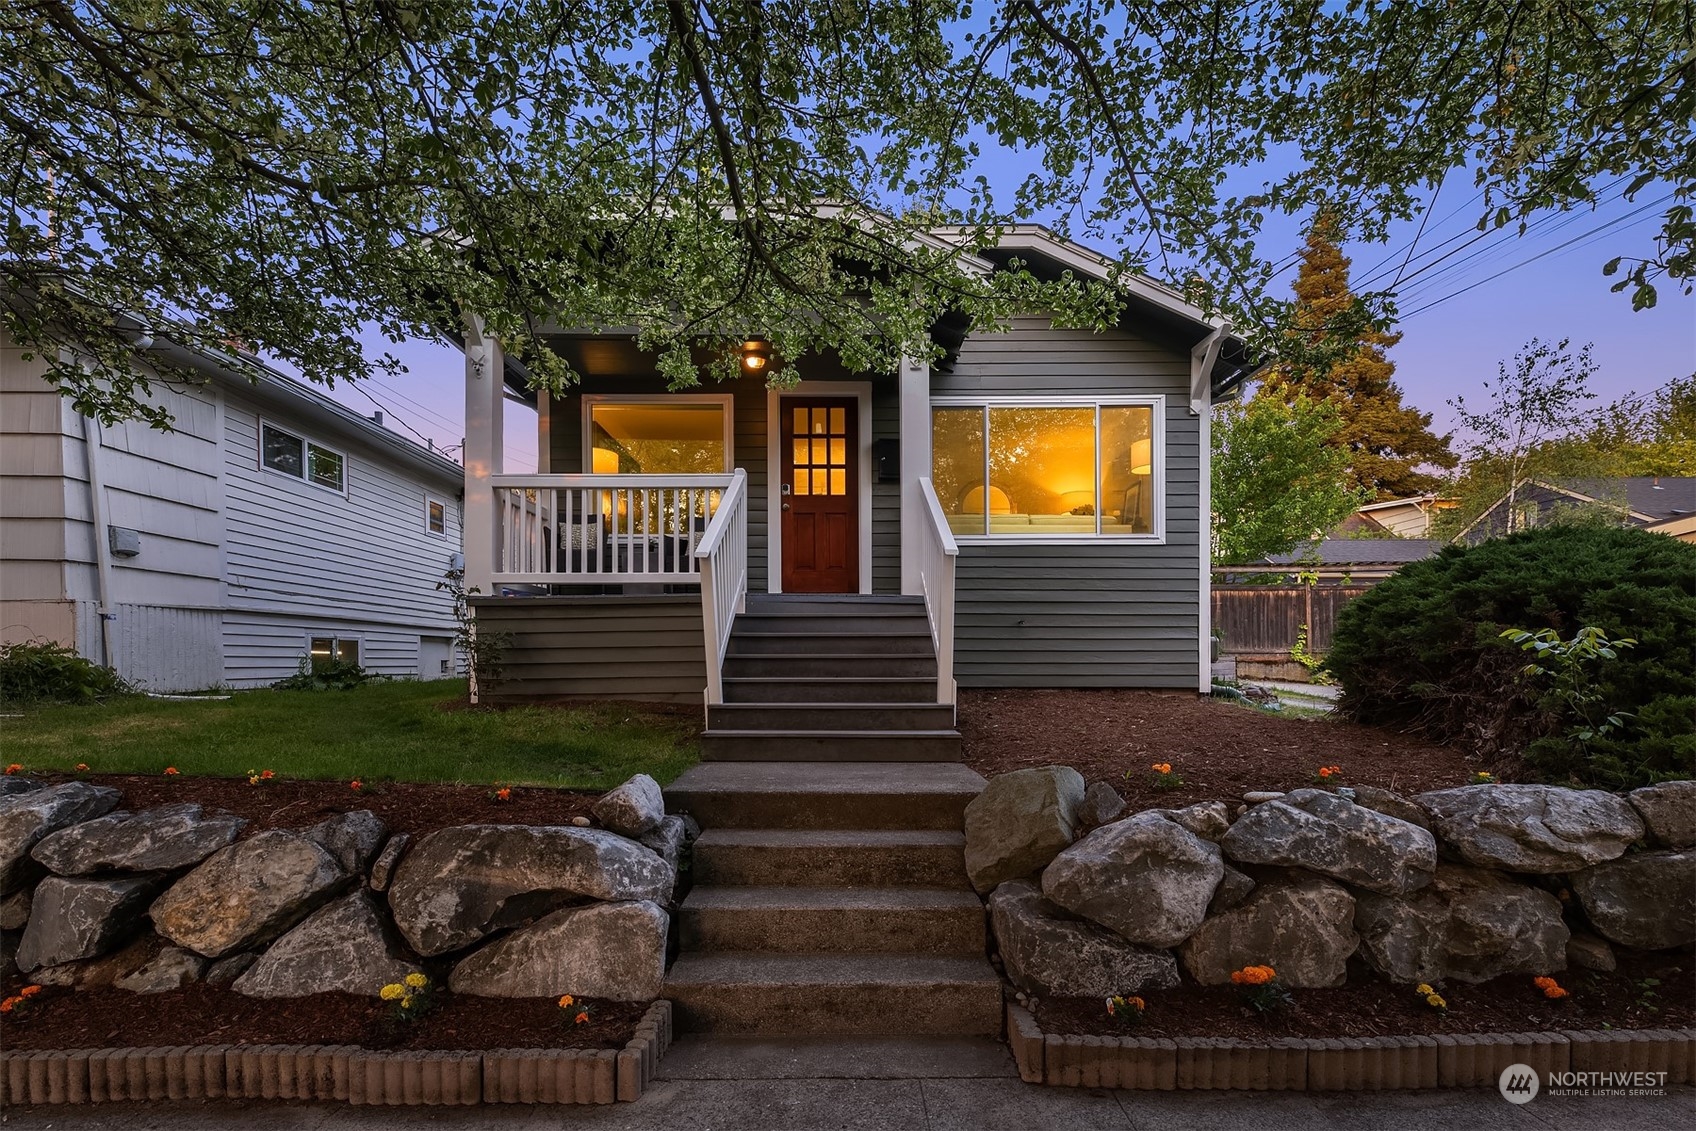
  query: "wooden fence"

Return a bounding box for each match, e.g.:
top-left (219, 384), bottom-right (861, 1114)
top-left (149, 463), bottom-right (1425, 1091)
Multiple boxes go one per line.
top-left (1211, 584), bottom-right (1372, 658)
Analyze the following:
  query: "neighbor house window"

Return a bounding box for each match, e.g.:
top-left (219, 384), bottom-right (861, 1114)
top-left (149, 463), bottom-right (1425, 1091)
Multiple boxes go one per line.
top-left (308, 636), bottom-right (359, 671)
top-left (425, 496), bottom-right (448, 536)
top-left (931, 399), bottom-right (1161, 538)
top-left (582, 396), bottom-right (733, 474)
top-left (261, 421), bottom-right (346, 493)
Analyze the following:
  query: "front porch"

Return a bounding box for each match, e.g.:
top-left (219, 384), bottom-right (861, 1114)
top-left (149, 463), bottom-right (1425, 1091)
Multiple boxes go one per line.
top-left (460, 324), bottom-right (957, 717)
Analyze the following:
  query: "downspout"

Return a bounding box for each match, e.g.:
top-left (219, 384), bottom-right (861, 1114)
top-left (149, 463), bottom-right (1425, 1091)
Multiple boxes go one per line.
top-left (78, 409), bottom-right (119, 675)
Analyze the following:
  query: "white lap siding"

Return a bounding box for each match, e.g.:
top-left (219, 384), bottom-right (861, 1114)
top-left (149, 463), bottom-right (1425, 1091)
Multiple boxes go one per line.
top-left (219, 393), bottom-right (461, 686)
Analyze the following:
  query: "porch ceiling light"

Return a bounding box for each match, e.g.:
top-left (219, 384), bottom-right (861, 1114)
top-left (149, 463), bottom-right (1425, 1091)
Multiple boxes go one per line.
top-left (741, 337), bottom-right (771, 373)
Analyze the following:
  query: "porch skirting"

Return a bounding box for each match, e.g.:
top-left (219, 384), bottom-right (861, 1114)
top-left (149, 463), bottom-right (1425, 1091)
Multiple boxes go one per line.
top-left (470, 595), bottom-right (706, 704)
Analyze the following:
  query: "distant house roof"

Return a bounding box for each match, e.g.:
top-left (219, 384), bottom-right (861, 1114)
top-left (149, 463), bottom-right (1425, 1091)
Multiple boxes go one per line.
top-left (1263, 538), bottom-right (1444, 567)
top-left (1454, 477), bottom-right (1696, 544)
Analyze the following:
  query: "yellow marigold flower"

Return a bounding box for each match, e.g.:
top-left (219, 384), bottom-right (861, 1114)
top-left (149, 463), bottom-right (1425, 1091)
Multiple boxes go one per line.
top-left (1416, 984), bottom-right (1435, 995)
top-left (401, 995), bottom-right (415, 1009)
top-left (404, 972), bottom-right (428, 989)
top-left (1426, 994), bottom-right (1447, 1009)
top-left (380, 984), bottom-right (405, 1001)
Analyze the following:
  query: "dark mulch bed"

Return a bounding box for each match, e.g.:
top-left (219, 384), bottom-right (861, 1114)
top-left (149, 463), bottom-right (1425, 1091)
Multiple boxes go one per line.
top-left (1035, 949), bottom-right (1696, 1041)
top-left (957, 689), bottom-right (1482, 807)
top-left (0, 983), bottom-right (650, 1052)
top-left (51, 774), bottom-right (599, 838)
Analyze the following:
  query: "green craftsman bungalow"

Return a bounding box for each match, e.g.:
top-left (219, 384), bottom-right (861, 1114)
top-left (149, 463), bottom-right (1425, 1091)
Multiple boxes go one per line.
top-left (458, 227), bottom-right (1253, 758)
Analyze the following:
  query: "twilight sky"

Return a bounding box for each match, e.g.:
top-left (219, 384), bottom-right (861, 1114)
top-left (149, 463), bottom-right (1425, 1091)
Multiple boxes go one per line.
top-left (301, 177), bottom-right (1696, 476)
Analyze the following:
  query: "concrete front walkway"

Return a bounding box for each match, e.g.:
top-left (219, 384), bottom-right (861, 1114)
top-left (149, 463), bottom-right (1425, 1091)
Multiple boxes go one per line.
top-left (2, 1039), bottom-right (1690, 1130)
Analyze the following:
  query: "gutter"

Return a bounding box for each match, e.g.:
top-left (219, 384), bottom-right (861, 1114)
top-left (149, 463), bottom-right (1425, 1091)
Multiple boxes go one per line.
top-left (76, 391), bottom-right (119, 675)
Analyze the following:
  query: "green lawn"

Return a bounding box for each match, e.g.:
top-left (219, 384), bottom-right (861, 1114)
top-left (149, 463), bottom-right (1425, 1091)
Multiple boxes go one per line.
top-left (0, 680), bottom-right (700, 789)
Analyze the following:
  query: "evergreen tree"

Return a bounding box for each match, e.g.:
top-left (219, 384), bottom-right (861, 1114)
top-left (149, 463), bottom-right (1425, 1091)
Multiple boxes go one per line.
top-left (1264, 215), bottom-right (1458, 499)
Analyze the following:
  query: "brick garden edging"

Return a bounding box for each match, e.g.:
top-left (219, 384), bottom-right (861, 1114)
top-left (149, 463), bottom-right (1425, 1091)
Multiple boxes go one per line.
top-left (0, 1001), bottom-right (672, 1107)
top-left (1008, 1003), bottom-right (1696, 1090)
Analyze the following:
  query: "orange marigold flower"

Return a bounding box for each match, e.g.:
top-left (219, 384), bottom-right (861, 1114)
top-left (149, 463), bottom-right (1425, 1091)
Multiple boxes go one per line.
top-left (574, 1011), bottom-right (589, 1024)
top-left (1533, 976), bottom-right (1557, 991)
top-left (19, 985), bottom-right (41, 997)
top-left (350, 780), bottom-right (363, 790)
top-left (1127, 996), bottom-right (1145, 1010)
top-left (558, 994), bottom-right (575, 1008)
top-left (260, 769), bottom-right (275, 780)
top-left (1231, 965), bottom-right (1276, 986)
top-left (0, 999), bottom-right (15, 1013)
top-left (495, 787), bottom-right (512, 801)
top-left (75, 763), bottom-right (89, 772)
top-left (164, 767), bottom-right (180, 776)
top-left (1152, 762), bottom-right (1172, 774)
top-left (4, 764), bottom-right (22, 775)
top-left (1545, 985), bottom-right (1569, 999)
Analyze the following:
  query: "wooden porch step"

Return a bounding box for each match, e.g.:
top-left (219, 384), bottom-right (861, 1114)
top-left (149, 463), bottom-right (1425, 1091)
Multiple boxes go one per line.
top-left (721, 677), bottom-right (940, 704)
top-left (731, 614), bottom-right (930, 636)
top-left (699, 729), bottom-right (962, 762)
top-left (726, 631), bottom-right (933, 656)
top-left (707, 703), bottom-right (956, 731)
top-left (722, 653), bottom-right (938, 679)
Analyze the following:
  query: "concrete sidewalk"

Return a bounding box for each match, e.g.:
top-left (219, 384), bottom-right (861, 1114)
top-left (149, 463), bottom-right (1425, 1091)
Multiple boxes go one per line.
top-left (2, 1039), bottom-right (1690, 1130)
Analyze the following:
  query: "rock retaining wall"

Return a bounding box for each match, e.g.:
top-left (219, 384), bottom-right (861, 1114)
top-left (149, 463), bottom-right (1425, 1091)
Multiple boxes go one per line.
top-left (970, 773), bottom-right (1695, 997)
top-left (0, 774), bottom-right (693, 1004)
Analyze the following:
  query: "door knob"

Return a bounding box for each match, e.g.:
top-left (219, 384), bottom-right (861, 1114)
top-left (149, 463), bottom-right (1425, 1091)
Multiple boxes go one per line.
top-left (781, 502), bottom-right (791, 511)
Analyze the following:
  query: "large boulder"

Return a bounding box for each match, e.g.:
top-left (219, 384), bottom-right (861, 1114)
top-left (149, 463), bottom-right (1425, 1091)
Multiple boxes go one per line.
top-left (31, 803), bottom-right (246, 876)
top-left (233, 890), bottom-right (417, 998)
top-left (0, 888), bottom-right (31, 930)
top-left (989, 880), bottom-right (1180, 997)
top-left (149, 830), bottom-right (348, 958)
top-left (592, 774), bottom-right (666, 837)
top-left (305, 811), bottom-right (388, 875)
top-left (0, 782), bottom-right (122, 892)
top-left (1157, 801), bottom-right (1233, 842)
top-left (1220, 788), bottom-right (1435, 895)
top-left (1570, 850), bottom-right (1696, 951)
top-left (963, 767), bottom-right (1085, 894)
top-left (16, 875), bottom-right (165, 972)
top-left (1353, 866), bottom-right (1568, 984)
top-left (368, 834), bottom-right (412, 893)
top-left (1417, 785), bottom-right (1644, 873)
top-left (387, 825), bottom-right (673, 957)
top-left (1627, 782), bottom-right (1696, 850)
top-left (0, 777), bottom-right (45, 798)
top-left (449, 900), bottom-right (667, 1000)
top-left (637, 815), bottom-right (689, 872)
top-left (1349, 786), bottom-right (1431, 831)
top-left (31, 934), bottom-right (162, 989)
top-left (1041, 811), bottom-right (1223, 948)
top-left (1179, 875), bottom-right (1358, 988)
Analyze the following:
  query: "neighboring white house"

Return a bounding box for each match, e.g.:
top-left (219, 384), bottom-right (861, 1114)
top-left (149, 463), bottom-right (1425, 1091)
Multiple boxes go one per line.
top-left (1, 326), bottom-right (465, 691)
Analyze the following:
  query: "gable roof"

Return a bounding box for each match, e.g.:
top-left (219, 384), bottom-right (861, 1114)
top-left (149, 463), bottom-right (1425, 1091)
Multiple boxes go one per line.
top-left (1262, 538), bottom-right (1443, 567)
top-left (1452, 477), bottom-right (1696, 543)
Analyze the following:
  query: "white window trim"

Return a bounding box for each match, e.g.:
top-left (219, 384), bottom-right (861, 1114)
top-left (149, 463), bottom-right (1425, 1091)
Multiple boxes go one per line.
top-left (305, 632), bottom-right (363, 668)
top-left (579, 393), bottom-right (735, 473)
top-left (424, 493), bottom-right (451, 537)
top-left (929, 394), bottom-right (1167, 545)
top-left (259, 417), bottom-right (349, 497)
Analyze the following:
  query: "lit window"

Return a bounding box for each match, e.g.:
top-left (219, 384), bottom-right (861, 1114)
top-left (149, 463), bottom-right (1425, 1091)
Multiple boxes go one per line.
top-left (309, 636), bottom-right (359, 671)
top-left (262, 421), bottom-right (345, 493)
top-left (932, 401), bottom-right (1160, 537)
top-left (426, 497), bottom-right (447, 535)
top-left (585, 399), bottom-right (730, 474)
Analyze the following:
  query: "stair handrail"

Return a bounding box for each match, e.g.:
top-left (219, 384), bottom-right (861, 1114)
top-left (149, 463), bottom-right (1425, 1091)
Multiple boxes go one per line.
top-left (915, 476), bottom-right (959, 708)
top-left (696, 467), bottom-right (750, 706)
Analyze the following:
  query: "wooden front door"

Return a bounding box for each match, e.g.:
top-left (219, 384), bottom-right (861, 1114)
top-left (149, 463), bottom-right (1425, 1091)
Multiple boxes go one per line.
top-left (779, 397), bottom-right (859, 593)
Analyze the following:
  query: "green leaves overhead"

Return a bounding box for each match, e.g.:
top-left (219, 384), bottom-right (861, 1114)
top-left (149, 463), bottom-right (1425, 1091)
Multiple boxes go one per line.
top-left (3, 1), bottom-right (1692, 422)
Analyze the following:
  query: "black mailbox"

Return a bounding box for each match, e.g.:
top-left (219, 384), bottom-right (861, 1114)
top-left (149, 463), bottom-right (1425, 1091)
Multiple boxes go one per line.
top-left (873, 438), bottom-right (900, 483)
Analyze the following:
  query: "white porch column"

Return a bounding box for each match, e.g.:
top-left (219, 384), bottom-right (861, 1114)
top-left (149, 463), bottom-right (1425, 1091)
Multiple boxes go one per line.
top-left (1191, 325), bottom-right (1226, 694)
top-left (898, 352), bottom-right (932, 595)
top-left (462, 313), bottom-right (506, 595)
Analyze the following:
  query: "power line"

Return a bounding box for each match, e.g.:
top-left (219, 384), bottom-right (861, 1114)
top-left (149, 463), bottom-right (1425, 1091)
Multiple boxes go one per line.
top-left (1399, 194), bottom-right (1674, 320)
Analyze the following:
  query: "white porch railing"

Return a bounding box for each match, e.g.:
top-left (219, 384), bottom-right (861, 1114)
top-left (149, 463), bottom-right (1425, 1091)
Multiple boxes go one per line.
top-left (489, 474), bottom-right (735, 585)
top-left (916, 476), bottom-right (959, 707)
top-left (696, 468), bottom-right (749, 704)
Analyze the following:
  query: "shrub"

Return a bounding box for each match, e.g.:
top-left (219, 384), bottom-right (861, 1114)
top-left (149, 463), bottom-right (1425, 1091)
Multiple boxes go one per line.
top-left (270, 658), bottom-right (384, 692)
top-left (1326, 525), bottom-right (1696, 788)
top-left (0, 640), bottom-right (130, 706)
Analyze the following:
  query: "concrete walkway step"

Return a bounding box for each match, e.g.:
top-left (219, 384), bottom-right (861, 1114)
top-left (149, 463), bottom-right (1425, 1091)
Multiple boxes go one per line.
top-left (666, 761), bottom-right (987, 830)
top-left (699, 729), bottom-right (962, 762)
top-left (664, 952), bottom-right (1003, 1036)
top-left (679, 885), bottom-right (986, 954)
top-left (692, 828), bottom-right (971, 888)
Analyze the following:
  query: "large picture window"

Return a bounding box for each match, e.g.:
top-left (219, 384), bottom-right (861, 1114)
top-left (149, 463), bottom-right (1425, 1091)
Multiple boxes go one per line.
top-left (932, 399), bottom-right (1161, 539)
top-left (583, 396), bottom-right (732, 474)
